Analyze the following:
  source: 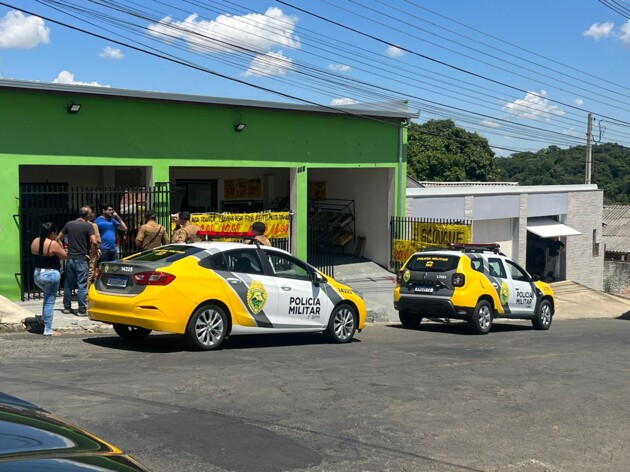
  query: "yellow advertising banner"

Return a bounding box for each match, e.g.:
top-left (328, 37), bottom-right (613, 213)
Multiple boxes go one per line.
top-left (172, 212), bottom-right (291, 239)
top-left (393, 222), bottom-right (472, 263)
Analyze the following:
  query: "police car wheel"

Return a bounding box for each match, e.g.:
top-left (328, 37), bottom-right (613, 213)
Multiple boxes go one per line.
top-left (185, 304), bottom-right (228, 351)
top-left (399, 310), bottom-right (422, 329)
top-left (325, 303), bottom-right (357, 343)
top-left (468, 300), bottom-right (493, 334)
top-left (113, 324), bottom-right (151, 340)
top-left (532, 299), bottom-right (553, 330)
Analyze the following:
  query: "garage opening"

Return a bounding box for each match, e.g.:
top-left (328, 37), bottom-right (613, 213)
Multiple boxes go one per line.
top-left (526, 217), bottom-right (581, 281)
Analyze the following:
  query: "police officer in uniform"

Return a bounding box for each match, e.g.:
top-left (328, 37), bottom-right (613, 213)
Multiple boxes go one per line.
top-left (135, 209), bottom-right (169, 250)
top-left (171, 211), bottom-right (201, 243)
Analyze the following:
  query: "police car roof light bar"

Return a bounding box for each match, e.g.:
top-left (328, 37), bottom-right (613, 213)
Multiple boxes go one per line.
top-left (196, 231), bottom-right (261, 248)
top-left (447, 242), bottom-right (502, 254)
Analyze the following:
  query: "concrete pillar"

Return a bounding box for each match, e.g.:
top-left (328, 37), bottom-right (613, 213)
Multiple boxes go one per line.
top-left (289, 167), bottom-right (308, 259)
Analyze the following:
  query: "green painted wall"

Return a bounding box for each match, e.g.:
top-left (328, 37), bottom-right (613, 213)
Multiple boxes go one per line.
top-left (0, 86), bottom-right (408, 300)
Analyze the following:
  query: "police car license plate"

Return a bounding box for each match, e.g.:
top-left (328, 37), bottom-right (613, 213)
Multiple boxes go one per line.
top-left (414, 285), bottom-right (433, 293)
top-left (107, 275), bottom-right (128, 288)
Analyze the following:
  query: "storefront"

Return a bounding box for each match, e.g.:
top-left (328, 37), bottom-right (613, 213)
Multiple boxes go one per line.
top-left (406, 183), bottom-right (604, 290)
top-left (0, 79), bottom-right (415, 300)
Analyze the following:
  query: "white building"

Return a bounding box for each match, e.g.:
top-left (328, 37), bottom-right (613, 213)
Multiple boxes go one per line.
top-left (407, 181), bottom-right (603, 290)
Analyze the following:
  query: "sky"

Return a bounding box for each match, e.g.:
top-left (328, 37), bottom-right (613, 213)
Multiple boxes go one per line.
top-left (1, 0), bottom-right (630, 156)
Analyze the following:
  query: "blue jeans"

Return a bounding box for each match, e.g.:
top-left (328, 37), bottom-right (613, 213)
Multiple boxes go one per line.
top-left (34, 268), bottom-right (61, 335)
top-left (63, 258), bottom-right (89, 312)
top-left (100, 249), bottom-right (118, 262)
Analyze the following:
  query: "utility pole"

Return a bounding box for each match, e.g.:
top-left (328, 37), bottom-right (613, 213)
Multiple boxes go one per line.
top-left (585, 112), bottom-right (593, 184)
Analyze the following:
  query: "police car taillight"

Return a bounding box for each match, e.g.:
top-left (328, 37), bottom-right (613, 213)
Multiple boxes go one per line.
top-left (133, 271), bottom-right (176, 286)
top-left (452, 273), bottom-right (465, 287)
top-left (94, 268), bottom-right (102, 280)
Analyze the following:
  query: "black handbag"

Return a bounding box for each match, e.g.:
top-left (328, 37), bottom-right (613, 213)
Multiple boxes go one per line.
top-left (23, 316), bottom-right (45, 334)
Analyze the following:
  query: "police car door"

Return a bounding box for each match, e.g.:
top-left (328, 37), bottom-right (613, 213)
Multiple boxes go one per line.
top-left (263, 250), bottom-right (330, 328)
top-left (504, 259), bottom-right (538, 315)
top-left (207, 249), bottom-right (279, 327)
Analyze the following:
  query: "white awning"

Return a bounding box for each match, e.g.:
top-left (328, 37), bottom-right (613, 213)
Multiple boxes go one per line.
top-left (526, 217), bottom-right (582, 238)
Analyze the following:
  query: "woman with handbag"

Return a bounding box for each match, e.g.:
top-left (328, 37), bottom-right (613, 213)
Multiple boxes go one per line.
top-left (30, 222), bottom-right (67, 336)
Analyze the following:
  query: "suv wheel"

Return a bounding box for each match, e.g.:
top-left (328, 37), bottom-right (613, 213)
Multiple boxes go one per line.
top-left (399, 310), bottom-right (422, 329)
top-left (468, 300), bottom-right (493, 334)
top-left (532, 299), bottom-right (553, 330)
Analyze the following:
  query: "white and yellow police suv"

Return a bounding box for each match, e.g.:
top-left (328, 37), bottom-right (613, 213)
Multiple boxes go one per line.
top-left (394, 243), bottom-right (555, 334)
top-left (89, 240), bottom-right (366, 350)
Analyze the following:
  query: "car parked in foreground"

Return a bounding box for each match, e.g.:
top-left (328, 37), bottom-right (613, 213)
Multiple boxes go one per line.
top-left (394, 243), bottom-right (555, 334)
top-left (0, 392), bottom-right (149, 471)
top-left (89, 239), bottom-right (366, 350)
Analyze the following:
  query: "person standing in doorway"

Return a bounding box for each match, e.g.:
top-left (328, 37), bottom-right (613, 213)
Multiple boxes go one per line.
top-left (544, 237), bottom-right (565, 282)
top-left (95, 203), bottom-right (127, 262)
top-left (59, 206), bottom-right (97, 316)
top-left (171, 211), bottom-right (201, 243)
top-left (87, 205), bottom-right (102, 288)
top-left (135, 209), bottom-right (169, 250)
top-left (31, 222), bottom-right (67, 336)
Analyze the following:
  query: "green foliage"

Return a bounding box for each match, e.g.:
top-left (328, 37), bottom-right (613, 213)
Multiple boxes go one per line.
top-left (407, 120), bottom-right (501, 182)
top-left (495, 143), bottom-right (630, 203)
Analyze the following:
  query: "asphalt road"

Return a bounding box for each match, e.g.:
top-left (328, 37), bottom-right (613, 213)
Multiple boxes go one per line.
top-left (2, 319), bottom-right (630, 472)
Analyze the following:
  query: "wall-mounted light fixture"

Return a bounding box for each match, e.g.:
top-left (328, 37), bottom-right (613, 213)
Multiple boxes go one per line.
top-left (67, 102), bottom-right (82, 114)
top-left (234, 123), bottom-right (247, 132)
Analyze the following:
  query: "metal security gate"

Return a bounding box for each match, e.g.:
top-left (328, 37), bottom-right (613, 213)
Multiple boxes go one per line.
top-left (17, 183), bottom-right (171, 300)
top-left (390, 216), bottom-right (473, 272)
top-left (308, 222), bottom-right (335, 277)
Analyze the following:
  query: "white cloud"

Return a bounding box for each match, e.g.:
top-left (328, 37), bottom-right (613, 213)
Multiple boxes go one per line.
top-left (563, 128), bottom-right (578, 137)
top-left (385, 45), bottom-right (405, 57)
top-left (100, 46), bottom-right (124, 59)
top-left (583, 21), bottom-right (614, 40)
top-left (242, 51), bottom-right (292, 77)
top-left (331, 98), bottom-right (359, 106)
top-left (0, 10), bottom-right (50, 49)
top-left (52, 71), bottom-right (107, 87)
top-left (148, 7), bottom-right (299, 55)
top-left (619, 20), bottom-right (630, 48)
top-left (481, 119), bottom-right (501, 128)
top-left (575, 98), bottom-right (584, 106)
top-left (503, 90), bottom-right (565, 122)
top-left (328, 63), bottom-right (351, 73)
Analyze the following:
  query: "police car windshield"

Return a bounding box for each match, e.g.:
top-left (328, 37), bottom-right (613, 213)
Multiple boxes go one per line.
top-left (408, 254), bottom-right (460, 272)
top-left (125, 245), bottom-right (205, 263)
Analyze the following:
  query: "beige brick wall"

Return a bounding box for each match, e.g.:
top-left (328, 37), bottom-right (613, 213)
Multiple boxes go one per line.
top-left (566, 191), bottom-right (604, 290)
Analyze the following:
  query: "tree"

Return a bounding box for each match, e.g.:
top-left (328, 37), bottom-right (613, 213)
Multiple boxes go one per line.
top-left (407, 119), bottom-right (500, 182)
top-left (495, 143), bottom-right (630, 203)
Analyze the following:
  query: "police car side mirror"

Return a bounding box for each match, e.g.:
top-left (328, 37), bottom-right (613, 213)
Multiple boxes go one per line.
top-left (311, 271), bottom-right (326, 286)
top-left (531, 274), bottom-right (540, 282)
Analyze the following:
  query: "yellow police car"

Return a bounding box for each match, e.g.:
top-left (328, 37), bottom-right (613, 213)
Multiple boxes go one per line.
top-left (394, 243), bottom-right (555, 334)
top-left (88, 241), bottom-right (366, 350)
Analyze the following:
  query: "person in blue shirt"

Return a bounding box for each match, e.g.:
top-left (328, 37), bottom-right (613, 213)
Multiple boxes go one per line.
top-left (95, 203), bottom-right (128, 262)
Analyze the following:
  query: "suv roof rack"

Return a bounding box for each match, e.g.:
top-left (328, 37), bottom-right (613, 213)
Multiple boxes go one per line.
top-left (446, 242), bottom-right (505, 255)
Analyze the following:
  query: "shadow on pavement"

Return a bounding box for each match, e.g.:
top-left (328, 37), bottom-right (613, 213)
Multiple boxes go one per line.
top-left (385, 320), bottom-right (535, 335)
top-left (82, 331), bottom-right (361, 353)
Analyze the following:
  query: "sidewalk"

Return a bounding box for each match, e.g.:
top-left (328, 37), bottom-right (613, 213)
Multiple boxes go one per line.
top-left (0, 295), bottom-right (110, 332)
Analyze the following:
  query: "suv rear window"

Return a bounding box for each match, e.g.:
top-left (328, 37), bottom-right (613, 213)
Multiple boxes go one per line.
top-left (407, 254), bottom-right (460, 272)
top-left (125, 245), bottom-right (205, 263)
